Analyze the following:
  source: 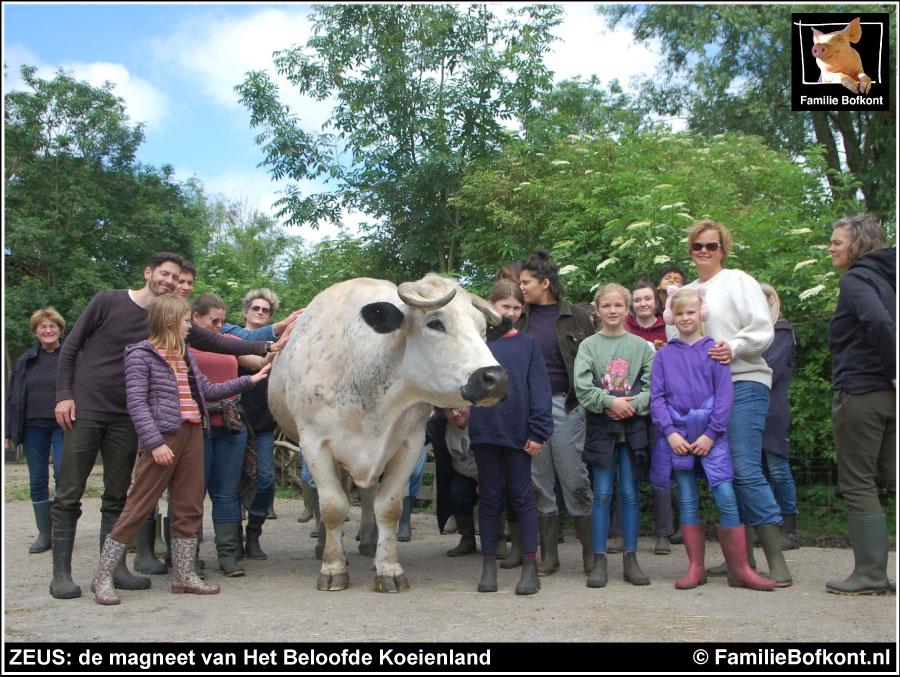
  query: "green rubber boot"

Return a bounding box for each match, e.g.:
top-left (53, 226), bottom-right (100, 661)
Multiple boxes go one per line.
top-left (826, 511), bottom-right (891, 596)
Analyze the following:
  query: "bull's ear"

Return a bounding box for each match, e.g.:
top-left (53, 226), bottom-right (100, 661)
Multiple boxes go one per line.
top-left (361, 302), bottom-right (406, 334)
top-left (485, 316), bottom-right (512, 342)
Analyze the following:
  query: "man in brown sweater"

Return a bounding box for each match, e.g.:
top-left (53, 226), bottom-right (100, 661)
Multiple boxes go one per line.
top-left (49, 252), bottom-right (274, 599)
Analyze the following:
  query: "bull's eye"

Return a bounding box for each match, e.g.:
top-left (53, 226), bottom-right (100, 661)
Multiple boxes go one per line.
top-left (426, 319), bottom-right (446, 333)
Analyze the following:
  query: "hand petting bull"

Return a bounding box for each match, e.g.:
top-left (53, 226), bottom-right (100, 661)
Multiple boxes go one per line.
top-left (268, 274), bottom-right (508, 592)
top-left (811, 17), bottom-right (872, 95)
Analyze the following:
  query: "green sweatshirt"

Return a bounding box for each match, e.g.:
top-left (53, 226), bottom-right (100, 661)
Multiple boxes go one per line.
top-left (574, 332), bottom-right (655, 416)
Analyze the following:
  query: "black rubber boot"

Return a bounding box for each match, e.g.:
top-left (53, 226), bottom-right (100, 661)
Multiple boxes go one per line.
top-left (49, 520), bottom-right (81, 599)
top-left (397, 496), bottom-right (412, 542)
top-left (134, 512), bottom-right (168, 574)
top-left (29, 500), bottom-right (52, 554)
top-left (244, 513), bottom-right (268, 560)
top-left (308, 485), bottom-right (322, 538)
top-left (515, 558), bottom-right (541, 595)
top-left (297, 480), bottom-right (314, 523)
top-left (537, 514), bottom-right (560, 576)
top-left (781, 514), bottom-right (799, 551)
top-left (623, 551), bottom-right (650, 586)
top-left (826, 511), bottom-right (891, 595)
top-left (100, 514), bottom-right (150, 590)
top-left (214, 522), bottom-right (246, 577)
top-left (477, 557), bottom-right (498, 593)
top-left (586, 553), bottom-right (608, 588)
top-left (447, 513), bottom-right (477, 556)
top-left (500, 522), bottom-right (522, 568)
top-left (573, 515), bottom-right (594, 574)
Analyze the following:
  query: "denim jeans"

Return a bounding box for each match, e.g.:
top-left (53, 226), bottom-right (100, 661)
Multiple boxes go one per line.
top-left (406, 445), bottom-right (428, 500)
top-left (23, 425), bottom-right (63, 502)
top-left (673, 469), bottom-right (740, 527)
top-left (448, 473), bottom-right (478, 514)
top-left (204, 424), bottom-right (248, 523)
top-left (591, 443), bottom-right (639, 552)
top-left (762, 449), bottom-right (798, 516)
top-left (727, 381), bottom-right (782, 527)
top-left (300, 453), bottom-right (315, 489)
top-left (249, 431), bottom-right (276, 516)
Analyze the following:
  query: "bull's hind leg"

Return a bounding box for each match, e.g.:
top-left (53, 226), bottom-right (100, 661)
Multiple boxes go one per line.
top-left (371, 442), bottom-right (420, 593)
top-left (357, 485), bottom-right (378, 558)
top-left (304, 450), bottom-right (351, 591)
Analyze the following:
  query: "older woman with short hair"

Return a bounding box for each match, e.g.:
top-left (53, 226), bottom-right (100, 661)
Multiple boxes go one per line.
top-left (684, 220), bottom-right (792, 587)
top-left (825, 213), bottom-right (895, 596)
top-left (5, 308), bottom-right (69, 553)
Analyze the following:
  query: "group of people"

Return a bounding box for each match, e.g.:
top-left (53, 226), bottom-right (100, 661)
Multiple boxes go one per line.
top-left (5, 212), bottom-right (894, 603)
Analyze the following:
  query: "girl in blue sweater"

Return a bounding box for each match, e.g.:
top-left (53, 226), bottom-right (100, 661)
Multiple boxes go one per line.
top-left (468, 280), bottom-right (554, 595)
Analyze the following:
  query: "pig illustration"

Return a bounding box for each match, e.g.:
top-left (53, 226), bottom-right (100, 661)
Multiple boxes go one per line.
top-left (811, 17), bottom-right (872, 94)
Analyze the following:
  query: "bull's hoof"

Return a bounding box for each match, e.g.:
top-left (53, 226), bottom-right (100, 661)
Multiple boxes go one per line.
top-left (374, 574), bottom-right (410, 593)
top-left (317, 572), bottom-right (350, 591)
top-left (359, 541), bottom-right (376, 558)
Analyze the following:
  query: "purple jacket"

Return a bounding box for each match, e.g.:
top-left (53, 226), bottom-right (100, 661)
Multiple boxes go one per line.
top-left (124, 340), bottom-right (256, 452)
top-left (649, 336), bottom-right (734, 489)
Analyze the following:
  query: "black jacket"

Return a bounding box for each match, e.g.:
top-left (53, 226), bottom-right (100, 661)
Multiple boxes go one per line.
top-left (762, 318), bottom-right (796, 458)
top-left (828, 247), bottom-right (896, 394)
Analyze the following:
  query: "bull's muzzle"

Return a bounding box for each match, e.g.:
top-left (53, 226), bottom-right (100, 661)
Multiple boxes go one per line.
top-left (461, 366), bottom-right (508, 406)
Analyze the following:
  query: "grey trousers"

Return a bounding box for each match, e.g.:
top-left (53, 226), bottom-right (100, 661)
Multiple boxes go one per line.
top-left (531, 393), bottom-right (592, 517)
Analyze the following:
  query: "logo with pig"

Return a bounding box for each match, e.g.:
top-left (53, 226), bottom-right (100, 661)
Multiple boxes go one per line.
top-left (792, 13), bottom-right (889, 112)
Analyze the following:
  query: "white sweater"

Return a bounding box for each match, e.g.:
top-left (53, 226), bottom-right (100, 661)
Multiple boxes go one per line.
top-left (687, 268), bottom-right (774, 388)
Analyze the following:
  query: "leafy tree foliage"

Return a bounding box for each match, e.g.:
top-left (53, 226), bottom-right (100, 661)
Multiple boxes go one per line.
top-left (4, 66), bottom-right (207, 359)
top-left (598, 4), bottom-right (897, 221)
top-left (236, 3), bottom-right (563, 276)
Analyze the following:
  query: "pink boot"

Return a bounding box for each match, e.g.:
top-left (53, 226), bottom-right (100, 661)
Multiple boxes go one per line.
top-left (717, 525), bottom-right (776, 591)
top-left (675, 523), bottom-right (707, 589)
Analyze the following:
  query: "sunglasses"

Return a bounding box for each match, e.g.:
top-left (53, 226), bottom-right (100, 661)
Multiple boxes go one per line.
top-left (691, 242), bottom-right (722, 252)
top-left (249, 305), bottom-right (272, 314)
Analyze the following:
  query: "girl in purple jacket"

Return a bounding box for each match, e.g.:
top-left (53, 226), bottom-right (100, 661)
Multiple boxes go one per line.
top-left (91, 295), bottom-right (270, 605)
top-left (649, 287), bottom-right (774, 591)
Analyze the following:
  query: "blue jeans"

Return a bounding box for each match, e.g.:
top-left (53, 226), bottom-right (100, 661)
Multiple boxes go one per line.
top-left (673, 469), bottom-right (741, 527)
top-left (763, 449), bottom-right (798, 516)
top-left (448, 473), bottom-right (478, 514)
top-left (250, 431), bottom-right (276, 516)
top-left (406, 446), bottom-right (428, 500)
top-left (23, 425), bottom-right (63, 502)
top-left (204, 425), bottom-right (248, 523)
top-left (300, 453), bottom-right (315, 489)
top-left (728, 381), bottom-right (782, 527)
top-left (591, 443), bottom-right (639, 553)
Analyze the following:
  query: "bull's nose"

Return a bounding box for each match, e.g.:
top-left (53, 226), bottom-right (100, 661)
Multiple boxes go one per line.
top-left (461, 366), bottom-right (508, 405)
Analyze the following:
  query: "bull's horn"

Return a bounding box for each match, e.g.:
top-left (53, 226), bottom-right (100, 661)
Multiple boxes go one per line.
top-left (397, 281), bottom-right (457, 310)
top-left (470, 293), bottom-right (503, 327)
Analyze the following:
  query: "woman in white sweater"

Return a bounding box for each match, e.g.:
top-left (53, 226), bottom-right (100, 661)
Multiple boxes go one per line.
top-left (685, 220), bottom-right (792, 587)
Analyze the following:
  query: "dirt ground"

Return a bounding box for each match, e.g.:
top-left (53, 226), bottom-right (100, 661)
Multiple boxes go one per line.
top-left (3, 462), bottom-right (897, 644)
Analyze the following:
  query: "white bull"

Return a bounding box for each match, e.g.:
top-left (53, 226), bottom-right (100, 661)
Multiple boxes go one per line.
top-left (268, 274), bottom-right (508, 592)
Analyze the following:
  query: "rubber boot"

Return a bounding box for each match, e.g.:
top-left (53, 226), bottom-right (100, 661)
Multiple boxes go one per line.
top-left (586, 553), bottom-right (608, 588)
top-left (447, 513), bottom-right (477, 556)
top-left (213, 522), bottom-right (246, 577)
top-left (573, 515), bottom-right (594, 574)
top-left (781, 514), bottom-right (799, 551)
top-left (500, 522), bottom-right (522, 569)
top-left (557, 512), bottom-right (565, 543)
top-left (826, 511), bottom-right (891, 595)
top-left (755, 524), bottom-right (792, 587)
top-left (154, 510), bottom-right (166, 557)
top-left (515, 558), bottom-right (541, 595)
top-left (674, 523), bottom-right (707, 589)
top-left (707, 524), bottom-right (755, 576)
top-left (297, 480), bottom-right (314, 523)
top-left (29, 500), bottom-right (52, 553)
top-left (134, 512), bottom-right (168, 574)
top-left (495, 513), bottom-right (508, 559)
top-left (267, 497), bottom-right (277, 520)
top-left (100, 514), bottom-right (150, 590)
top-left (717, 525), bottom-right (776, 591)
top-left (92, 536), bottom-right (125, 605)
top-left (171, 538), bottom-right (220, 595)
top-left (163, 516), bottom-right (172, 567)
top-left (477, 557), bottom-right (498, 593)
top-left (669, 527), bottom-right (683, 544)
top-left (397, 496), bottom-right (412, 542)
top-left (49, 520), bottom-right (81, 599)
top-left (623, 551), bottom-right (650, 585)
top-left (537, 514), bottom-right (560, 576)
top-left (607, 535), bottom-right (624, 553)
top-left (654, 536), bottom-right (671, 555)
top-left (244, 513), bottom-right (268, 560)
top-left (308, 485), bottom-right (322, 537)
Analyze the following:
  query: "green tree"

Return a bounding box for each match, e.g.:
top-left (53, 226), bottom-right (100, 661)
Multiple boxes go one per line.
top-left (4, 66), bottom-right (207, 362)
top-left (236, 3), bottom-right (563, 277)
top-left (598, 4), bottom-right (897, 221)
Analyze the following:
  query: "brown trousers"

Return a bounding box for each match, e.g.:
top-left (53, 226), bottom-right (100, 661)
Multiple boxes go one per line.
top-left (110, 422), bottom-right (205, 542)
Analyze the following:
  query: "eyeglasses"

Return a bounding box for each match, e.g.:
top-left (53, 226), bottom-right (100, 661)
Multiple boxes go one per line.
top-left (691, 242), bottom-right (722, 252)
top-left (249, 305), bottom-right (272, 315)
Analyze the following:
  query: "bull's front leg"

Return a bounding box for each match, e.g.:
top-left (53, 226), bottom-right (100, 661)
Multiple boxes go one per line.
top-left (371, 442), bottom-right (420, 593)
top-left (306, 451), bottom-right (351, 591)
top-left (357, 485), bottom-right (378, 558)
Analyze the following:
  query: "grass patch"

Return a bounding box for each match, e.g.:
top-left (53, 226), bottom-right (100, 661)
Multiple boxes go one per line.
top-left (6, 483), bottom-right (103, 501)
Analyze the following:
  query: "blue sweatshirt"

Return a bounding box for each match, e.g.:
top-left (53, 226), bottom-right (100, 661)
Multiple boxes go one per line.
top-left (468, 331), bottom-right (554, 449)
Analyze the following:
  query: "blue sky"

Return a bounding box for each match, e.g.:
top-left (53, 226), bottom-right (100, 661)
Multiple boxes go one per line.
top-left (3, 2), bottom-right (663, 241)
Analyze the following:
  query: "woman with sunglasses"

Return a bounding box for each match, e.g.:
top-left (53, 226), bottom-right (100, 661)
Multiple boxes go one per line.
top-left (684, 220), bottom-right (792, 587)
